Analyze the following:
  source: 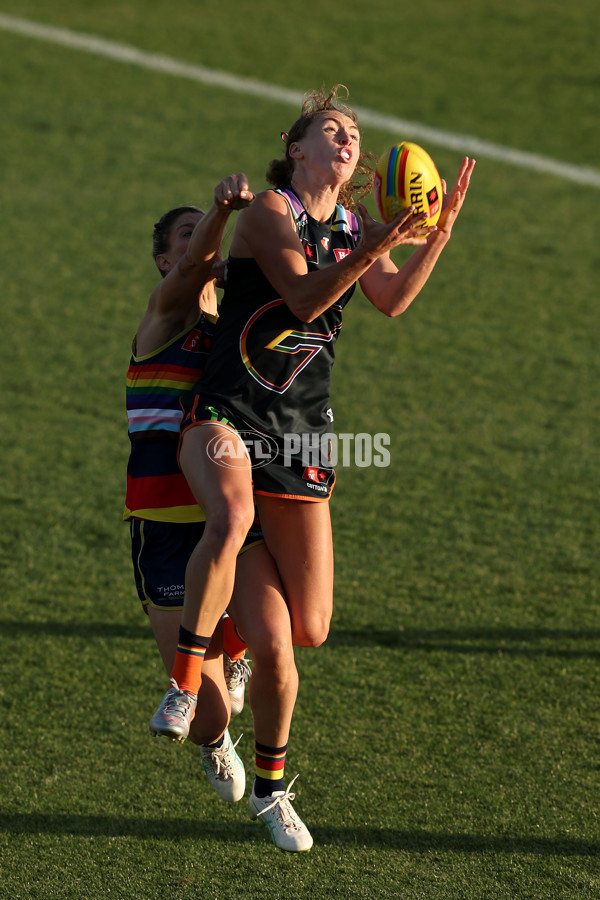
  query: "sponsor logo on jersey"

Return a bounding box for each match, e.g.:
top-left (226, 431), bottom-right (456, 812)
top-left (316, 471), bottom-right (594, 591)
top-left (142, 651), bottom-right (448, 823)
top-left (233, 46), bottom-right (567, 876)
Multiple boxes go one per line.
top-left (321, 237), bottom-right (329, 250)
top-left (182, 329), bottom-right (207, 352)
top-left (302, 240), bottom-right (318, 263)
top-left (333, 248), bottom-right (351, 262)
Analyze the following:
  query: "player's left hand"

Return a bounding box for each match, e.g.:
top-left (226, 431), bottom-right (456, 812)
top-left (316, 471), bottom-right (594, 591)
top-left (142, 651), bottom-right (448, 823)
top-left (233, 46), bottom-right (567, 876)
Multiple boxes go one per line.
top-left (356, 203), bottom-right (436, 252)
top-left (215, 173), bottom-right (255, 210)
top-left (437, 157), bottom-right (476, 235)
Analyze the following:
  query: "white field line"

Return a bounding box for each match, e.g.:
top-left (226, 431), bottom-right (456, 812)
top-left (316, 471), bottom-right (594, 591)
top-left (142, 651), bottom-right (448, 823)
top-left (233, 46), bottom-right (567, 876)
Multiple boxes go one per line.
top-left (2, 12), bottom-right (599, 189)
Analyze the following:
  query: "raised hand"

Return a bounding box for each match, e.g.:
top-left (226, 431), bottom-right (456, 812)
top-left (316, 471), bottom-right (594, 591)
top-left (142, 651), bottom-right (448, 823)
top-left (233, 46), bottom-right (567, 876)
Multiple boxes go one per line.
top-left (214, 173), bottom-right (255, 210)
top-left (437, 157), bottom-right (476, 235)
top-left (356, 202), bottom-right (438, 257)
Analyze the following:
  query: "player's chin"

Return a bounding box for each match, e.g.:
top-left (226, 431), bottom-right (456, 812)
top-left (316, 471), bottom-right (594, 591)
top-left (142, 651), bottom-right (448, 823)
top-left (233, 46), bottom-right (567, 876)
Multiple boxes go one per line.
top-left (333, 160), bottom-right (356, 178)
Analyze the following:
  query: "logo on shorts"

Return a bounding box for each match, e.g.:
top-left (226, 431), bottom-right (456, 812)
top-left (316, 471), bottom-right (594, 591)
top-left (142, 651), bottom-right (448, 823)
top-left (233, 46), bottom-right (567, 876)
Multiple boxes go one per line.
top-left (206, 430), bottom-right (278, 469)
top-left (156, 584), bottom-right (185, 597)
top-left (304, 481), bottom-right (328, 493)
top-left (303, 466), bottom-right (329, 484)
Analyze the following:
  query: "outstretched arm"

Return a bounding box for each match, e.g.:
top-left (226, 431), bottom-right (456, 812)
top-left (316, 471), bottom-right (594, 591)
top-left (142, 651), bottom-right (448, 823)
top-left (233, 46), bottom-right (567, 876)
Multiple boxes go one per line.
top-left (359, 157), bottom-right (476, 316)
top-left (136, 174), bottom-right (254, 353)
top-left (149, 173), bottom-right (254, 320)
top-left (233, 189), bottom-right (435, 324)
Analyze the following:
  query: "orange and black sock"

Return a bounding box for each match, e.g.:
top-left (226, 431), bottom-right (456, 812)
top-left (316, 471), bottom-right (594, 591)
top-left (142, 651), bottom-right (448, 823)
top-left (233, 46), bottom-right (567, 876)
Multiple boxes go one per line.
top-left (222, 614), bottom-right (247, 661)
top-left (170, 626), bottom-right (210, 695)
top-left (254, 740), bottom-right (287, 798)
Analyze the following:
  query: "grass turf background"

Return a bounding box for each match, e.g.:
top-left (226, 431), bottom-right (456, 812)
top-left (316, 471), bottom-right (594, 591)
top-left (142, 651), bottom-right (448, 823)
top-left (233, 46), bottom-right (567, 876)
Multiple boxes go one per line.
top-left (0, 2), bottom-right (598, 897)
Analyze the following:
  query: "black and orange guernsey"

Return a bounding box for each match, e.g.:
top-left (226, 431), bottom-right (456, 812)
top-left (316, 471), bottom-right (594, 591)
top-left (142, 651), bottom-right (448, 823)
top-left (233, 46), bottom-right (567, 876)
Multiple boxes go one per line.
top-left (193, 187), bottom-right (362, 439)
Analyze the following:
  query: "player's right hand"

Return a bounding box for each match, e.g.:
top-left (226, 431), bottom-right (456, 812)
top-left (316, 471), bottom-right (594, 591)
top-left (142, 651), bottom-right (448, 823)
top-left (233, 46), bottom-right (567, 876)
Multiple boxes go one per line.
top-left (215, 173), bottom-right (254, 210)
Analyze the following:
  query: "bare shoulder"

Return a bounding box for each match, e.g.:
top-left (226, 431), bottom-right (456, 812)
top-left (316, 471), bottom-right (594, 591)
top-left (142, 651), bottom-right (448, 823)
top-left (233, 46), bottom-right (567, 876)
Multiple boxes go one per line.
top-left (239, 188), bottom-right (289, 221)
top-left (231, 189), bottom-right (293, 256)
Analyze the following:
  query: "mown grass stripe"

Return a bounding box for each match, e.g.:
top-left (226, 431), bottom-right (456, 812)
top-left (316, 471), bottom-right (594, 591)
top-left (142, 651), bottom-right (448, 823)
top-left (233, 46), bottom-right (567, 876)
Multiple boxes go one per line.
top-left (2, 12), bottom-right (599, 188)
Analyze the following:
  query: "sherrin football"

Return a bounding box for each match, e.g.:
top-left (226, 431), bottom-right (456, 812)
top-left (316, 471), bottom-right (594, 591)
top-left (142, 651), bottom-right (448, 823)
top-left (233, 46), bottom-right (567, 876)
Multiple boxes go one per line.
top-left (374, 141), bottom-right (443, 227)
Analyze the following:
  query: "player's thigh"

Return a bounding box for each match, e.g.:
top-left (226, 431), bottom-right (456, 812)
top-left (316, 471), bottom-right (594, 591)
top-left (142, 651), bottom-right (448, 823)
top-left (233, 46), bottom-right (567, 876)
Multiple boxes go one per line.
top-left (179, 424), bottom-right (255, 530)
top-left (255, 496), bottom-right (334, 646)
top-left (229, 543), bottom-right (294, 658)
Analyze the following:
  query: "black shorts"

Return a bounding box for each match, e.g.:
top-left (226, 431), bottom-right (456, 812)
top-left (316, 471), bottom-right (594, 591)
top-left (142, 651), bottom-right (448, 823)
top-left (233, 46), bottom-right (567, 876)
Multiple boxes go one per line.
top-left (130, 515), bottom-right (264, 611)
top-left (180, 398), bottom-right (335, 501)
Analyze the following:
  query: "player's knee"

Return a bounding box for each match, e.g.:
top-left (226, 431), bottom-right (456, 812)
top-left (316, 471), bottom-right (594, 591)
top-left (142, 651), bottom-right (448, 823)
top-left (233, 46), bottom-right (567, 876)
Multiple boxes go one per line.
top-left (205, 502), bottom-right (254, 553)
top-left (254, 634), bottom-right (295, 673)
top-left (291, 616), bottom-right (330, 648)
top-left (251, 636), bottom-right (298, 700)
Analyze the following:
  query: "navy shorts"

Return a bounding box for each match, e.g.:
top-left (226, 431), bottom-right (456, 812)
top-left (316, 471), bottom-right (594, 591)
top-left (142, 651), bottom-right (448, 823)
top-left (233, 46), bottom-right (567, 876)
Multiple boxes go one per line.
top-left (180, 398), bottom-right (336, 501)
top-left (130, 515), bottom-right (264, 611)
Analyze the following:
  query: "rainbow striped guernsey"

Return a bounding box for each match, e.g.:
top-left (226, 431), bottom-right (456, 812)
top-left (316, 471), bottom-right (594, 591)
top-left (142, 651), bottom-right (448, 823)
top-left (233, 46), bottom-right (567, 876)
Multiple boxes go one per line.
top-left (124, 312), bottom-right (217, 522)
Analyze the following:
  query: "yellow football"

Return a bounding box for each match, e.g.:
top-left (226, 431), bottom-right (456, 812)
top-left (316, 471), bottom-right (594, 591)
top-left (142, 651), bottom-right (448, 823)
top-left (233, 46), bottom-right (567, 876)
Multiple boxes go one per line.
top-left (374, 141), bottom-right (443, 226)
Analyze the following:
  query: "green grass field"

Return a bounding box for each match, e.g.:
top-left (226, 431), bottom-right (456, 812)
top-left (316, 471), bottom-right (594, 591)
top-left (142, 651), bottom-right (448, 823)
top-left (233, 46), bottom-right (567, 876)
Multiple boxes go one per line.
top-left (1, 2), bottom-right (599, 897)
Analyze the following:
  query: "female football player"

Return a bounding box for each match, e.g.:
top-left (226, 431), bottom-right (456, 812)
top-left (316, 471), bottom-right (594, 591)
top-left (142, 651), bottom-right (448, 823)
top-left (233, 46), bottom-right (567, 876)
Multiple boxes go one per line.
top-left (150, 85), bottom-right (475, 849)
top-left (128, 174), bottom-right (309, 849)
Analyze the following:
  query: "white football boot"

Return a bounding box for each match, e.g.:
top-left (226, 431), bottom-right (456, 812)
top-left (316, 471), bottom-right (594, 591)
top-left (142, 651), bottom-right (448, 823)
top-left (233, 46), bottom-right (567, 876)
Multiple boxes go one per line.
top-left (149, 678), bottom-right (197, 743)
top-left (249, 774), bottom-right (313, 852)
top-left (199, 729), bottom-right (245, 802)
